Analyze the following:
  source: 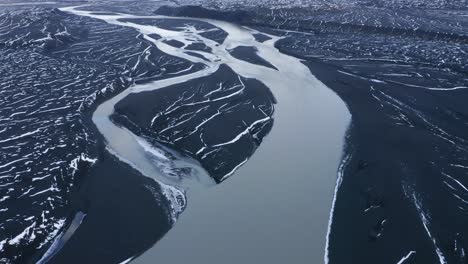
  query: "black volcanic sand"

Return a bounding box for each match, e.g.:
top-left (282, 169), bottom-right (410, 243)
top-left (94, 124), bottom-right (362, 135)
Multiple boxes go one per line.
top-left (113, 64), bottom-right (276, 182)
top-left (0, 7), bottom-right (199, 262)
top-left (0, 7), bottom-right (191, 262)
top-left (303, 59), bottom-right (468, 264)
top-left (154, 5), bottom-right (252, 24)
top-left (185, 42), bottom-right (212, 52)
top-left (47, 150), bottom-right (172, 264)
top-left (229, 46), bottom-right (278, 70)
top-left (163, 39), bottom-right (184, 48)
top-left (253, 33), bottom-right (271, 42)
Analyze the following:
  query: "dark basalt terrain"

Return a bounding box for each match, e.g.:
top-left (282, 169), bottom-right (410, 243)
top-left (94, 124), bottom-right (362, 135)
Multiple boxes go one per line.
top-left (309, 60), bottom-right (468, 264)
top-left (46, 151), bottom-right (172, 264)
top-left (113, 64), bottom-right (276, 182)
top-left (229, 46), bottom-right (278, 70)
top-left (0, 3), bottom-right (201, 263)
top-left (154, 4), bottom-right (253, 23)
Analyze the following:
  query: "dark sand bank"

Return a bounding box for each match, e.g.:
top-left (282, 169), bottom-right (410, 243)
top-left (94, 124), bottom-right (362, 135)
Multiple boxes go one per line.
top-left (229, 46), bottom-right (278, 70)
top-left (252, 33), bottom-right (271, 43)
top-left (113, 64), bottom-right (276, 183)
top-left (48, 150), bottom-right (172, 264)
top-left (302, 58), bottom-right (468, 263)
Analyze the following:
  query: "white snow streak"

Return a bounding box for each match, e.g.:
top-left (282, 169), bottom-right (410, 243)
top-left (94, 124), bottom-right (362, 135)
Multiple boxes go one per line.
top-left (396, 251), bottom-right (416, 264)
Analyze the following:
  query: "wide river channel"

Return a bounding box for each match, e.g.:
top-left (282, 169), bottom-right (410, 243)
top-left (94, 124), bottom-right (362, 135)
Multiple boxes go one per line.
top-left (61, 5), bottom-right (351, 264)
